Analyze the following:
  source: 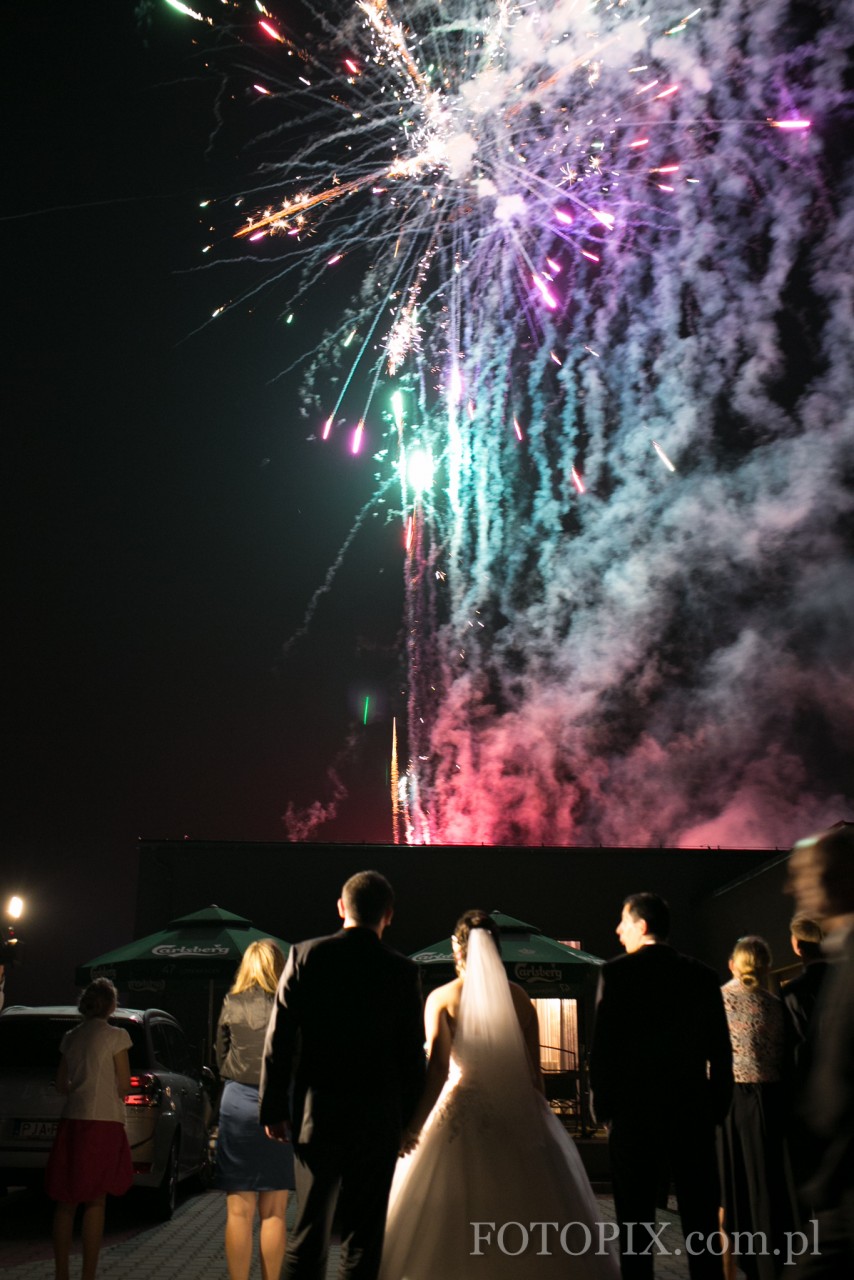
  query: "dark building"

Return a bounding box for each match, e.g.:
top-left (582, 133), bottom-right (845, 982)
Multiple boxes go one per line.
top-left (135, 839), bottom-right (790, 975)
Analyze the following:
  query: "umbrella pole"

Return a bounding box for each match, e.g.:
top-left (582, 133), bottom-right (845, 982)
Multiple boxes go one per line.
top-left (207, 979), bottom-right (214, 1067)
top-left (579, 995), bottom-right (592, 1138)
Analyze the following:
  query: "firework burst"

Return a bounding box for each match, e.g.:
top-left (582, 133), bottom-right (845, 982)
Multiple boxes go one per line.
top-left (168, 0), bottom-right (854, 847)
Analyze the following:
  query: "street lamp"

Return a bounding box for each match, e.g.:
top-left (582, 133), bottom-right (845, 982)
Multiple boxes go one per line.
top-left (2, 895), bottom-right (25, 1007)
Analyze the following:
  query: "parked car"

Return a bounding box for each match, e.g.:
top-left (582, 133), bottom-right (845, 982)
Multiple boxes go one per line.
top-left (0, 1005), bottom-right (215, 1217)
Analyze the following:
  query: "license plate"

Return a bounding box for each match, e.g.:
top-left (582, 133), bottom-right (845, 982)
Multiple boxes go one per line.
top-left (13, 1119), bottom-right (58, 1139)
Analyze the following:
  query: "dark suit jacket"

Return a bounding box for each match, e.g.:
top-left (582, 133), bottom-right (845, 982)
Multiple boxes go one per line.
top-left (589, 943), bottom-right (733, 1127)
top-left (782, 961), bottom-right (830, 1076)
top-left (803, 929), bottom-right (854, 1207)
top-left (259, 927), bottom-right (425, 1146)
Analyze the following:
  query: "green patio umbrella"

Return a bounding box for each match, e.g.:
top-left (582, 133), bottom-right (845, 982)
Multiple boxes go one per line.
top-left (75, 905), bottom-right (290, 987)
top-left (76, 905), bottom-right (290, 1063)
top-left (410, 911), bottom-right (603, 998)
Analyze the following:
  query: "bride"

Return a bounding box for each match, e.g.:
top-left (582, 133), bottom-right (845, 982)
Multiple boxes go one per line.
top-left (379, 910), bottom-right (618, 1279)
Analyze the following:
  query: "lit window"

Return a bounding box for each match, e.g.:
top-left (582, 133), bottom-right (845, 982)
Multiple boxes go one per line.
top-left (533, 998), bottom-right (578, 1073)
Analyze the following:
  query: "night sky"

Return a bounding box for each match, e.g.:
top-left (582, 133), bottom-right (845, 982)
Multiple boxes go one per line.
top-left (4, 1), bottom-right (404, 1002)
top-left (4, 0), bottom-right (853, 1004)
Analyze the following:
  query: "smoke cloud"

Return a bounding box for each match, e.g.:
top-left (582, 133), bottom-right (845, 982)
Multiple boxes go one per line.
top-left (404, 0), bottom-right (854, 847)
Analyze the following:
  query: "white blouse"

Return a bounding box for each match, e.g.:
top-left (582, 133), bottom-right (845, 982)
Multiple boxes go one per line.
top-left (60, 1019), bottom-right (131, 1123)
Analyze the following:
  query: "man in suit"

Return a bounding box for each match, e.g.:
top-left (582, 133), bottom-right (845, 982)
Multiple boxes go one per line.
top-left (783, 915), bottom-right (830, 1057)
top-left (786, 822), bottom-right (854, 1276)
top-left (782, 915), bottom-right (830, 1198)
top-left (589, 892), bottom-right (733, 1280)
top-left (260, 871), bottom-right (425, 1280)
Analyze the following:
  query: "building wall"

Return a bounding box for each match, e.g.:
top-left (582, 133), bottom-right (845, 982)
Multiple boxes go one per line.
top-left (695, 853), bottom-right (798, 979)
top-left (136, 840), bottom-right (784, 975)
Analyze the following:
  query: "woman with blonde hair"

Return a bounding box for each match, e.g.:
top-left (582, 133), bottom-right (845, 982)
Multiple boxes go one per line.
top-left (719, 936), bottom-right (796, 1280)
top-left (216, 939), bottom-right (294, 1280)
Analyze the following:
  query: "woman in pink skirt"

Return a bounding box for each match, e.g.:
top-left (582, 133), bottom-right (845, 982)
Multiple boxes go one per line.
top-left (46, 977), bottom-right (133, 1280)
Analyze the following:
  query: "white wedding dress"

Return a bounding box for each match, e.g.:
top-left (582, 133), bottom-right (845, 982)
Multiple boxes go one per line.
top-left (379, 930), bottom-right (618, 1279)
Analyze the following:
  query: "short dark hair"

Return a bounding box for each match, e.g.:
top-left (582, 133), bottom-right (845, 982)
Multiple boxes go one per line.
top-left (790, 914), bottom-right (823, 960)
top-left (623, 892), bottom-right (670, 941)
top-left (341, 870), bottom-right (394, 926)
top-left (790, 914), bottom-right (823, 944)
top-left (79, 977), bottom-right (118, 1020)
top-left (453, 909), bottom-right (501, 963)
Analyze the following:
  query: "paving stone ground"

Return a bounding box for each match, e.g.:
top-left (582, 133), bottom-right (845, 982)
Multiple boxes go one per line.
top-left (0, 1183), bottom-right (695, 1280)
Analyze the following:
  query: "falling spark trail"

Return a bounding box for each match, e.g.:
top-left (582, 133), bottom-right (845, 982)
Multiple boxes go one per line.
top-left (652, 440), bottom-right (677, 473)
top-left (259, 20), bottom-right (284, 42)
top-left (164, 0), bottom-right (206, 20)
top-left (390, 717), bottom-right (400, 844)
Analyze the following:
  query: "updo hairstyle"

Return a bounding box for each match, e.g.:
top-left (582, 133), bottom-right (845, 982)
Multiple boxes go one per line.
top-left (79, 977), bottom-right (119, 1020)
top-left (730, 936), bottom-right (773, 991)
top-left (452, 910), bottom-right (501, 966)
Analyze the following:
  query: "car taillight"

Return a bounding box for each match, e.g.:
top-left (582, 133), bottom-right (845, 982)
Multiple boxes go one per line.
top-left (124, 1073), bottom-right (162, 1107)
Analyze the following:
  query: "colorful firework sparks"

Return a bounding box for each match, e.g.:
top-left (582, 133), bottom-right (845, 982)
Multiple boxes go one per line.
top-left (182, 0), bottom-right (720, 386)
top-left (167, 0), bottom-right (853, 847)
top-left (390, 716), bottom-right (401, 844)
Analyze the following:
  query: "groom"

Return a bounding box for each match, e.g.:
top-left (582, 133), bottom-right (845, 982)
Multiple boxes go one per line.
top-left (590, 891), bottom-right (733, 1280)
top-left (260, 870), bottom-right (425, 1280)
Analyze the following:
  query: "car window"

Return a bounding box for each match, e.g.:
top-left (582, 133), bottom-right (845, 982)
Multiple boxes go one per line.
top-left (112, 1017), bottom-right (147, 1072)
top-left (149, 1020), bottom-right (174, 1070)
top-left (0, 1015), bottom-right (146, 1072)
top-left (163, 1023), bottom-right (195, 1076)
top-left (0, 1016), bottom-right (79, 1070)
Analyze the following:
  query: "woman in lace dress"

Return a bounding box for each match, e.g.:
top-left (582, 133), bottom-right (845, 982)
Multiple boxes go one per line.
top-left (379, 911), bottom-right (618, 1280)
top-left (718, 936), bottom-right (797, 1280)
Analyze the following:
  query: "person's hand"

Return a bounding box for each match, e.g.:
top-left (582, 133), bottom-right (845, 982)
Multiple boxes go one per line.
top-left (265, 1120), bottom-right (292, 1143)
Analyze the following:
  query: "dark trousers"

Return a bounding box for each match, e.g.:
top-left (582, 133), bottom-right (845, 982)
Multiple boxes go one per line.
top-left (609, 1114), bottom-right (722, 1280)
top-left (284, 1128), bottom-right (399, 1280)
top-left (796, 1191), bottom-right (854, 1279)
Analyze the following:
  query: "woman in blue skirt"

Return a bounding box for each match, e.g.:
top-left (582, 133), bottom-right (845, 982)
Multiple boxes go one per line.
top-left (216, 940), bottom-right (294, 1280)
